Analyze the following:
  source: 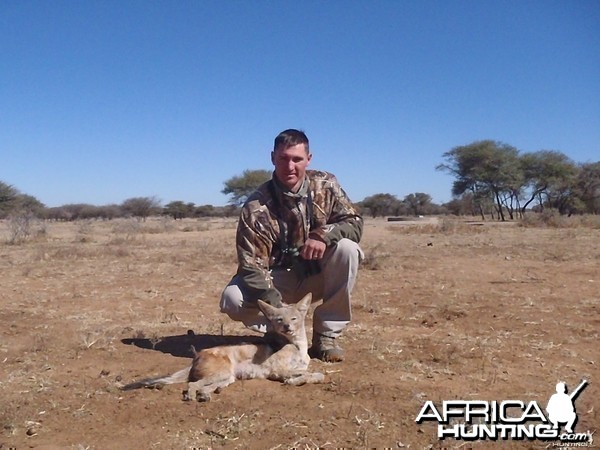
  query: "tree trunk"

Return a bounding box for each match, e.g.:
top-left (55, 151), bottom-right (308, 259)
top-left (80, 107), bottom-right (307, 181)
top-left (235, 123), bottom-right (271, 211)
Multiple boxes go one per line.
top-left (521, 187), bottom-right (546, 215)
top-left (495, 190), bottom-right (506, 221)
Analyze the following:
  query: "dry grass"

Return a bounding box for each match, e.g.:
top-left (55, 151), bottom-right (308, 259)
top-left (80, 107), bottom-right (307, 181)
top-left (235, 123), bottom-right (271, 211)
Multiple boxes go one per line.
top-left (519, 210), bottom-right (600, 228)
top-left (0, 217), bottom-right (598, 448)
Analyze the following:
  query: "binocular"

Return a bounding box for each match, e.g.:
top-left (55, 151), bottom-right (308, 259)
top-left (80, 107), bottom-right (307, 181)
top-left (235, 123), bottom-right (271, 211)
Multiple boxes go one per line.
top-left (282, 247), bottom-right (322, 278)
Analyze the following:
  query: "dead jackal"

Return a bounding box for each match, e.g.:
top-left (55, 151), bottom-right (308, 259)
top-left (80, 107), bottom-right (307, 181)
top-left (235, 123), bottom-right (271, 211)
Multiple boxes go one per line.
top-left (121, 293), bottom-right (324, 401)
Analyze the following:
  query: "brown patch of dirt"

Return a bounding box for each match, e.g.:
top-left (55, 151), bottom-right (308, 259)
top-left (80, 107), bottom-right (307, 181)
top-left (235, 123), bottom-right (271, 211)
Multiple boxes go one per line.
top-left (1, 217), bottom-right (598, 449)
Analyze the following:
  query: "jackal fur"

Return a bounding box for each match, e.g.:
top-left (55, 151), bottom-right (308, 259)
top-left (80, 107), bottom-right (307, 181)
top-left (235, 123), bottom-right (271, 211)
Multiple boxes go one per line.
top-left (121, 293), bottom-right (324, 401)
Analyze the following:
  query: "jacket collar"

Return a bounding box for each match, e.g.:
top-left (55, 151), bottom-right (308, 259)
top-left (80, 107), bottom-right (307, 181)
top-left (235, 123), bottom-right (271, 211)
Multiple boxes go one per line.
top-left (271, 173), bottom-right (309, 201)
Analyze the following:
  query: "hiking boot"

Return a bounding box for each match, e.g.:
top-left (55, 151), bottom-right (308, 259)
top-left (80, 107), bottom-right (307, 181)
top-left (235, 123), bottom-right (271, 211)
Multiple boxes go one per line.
top-left (309, 334), bottom-right (344, 362)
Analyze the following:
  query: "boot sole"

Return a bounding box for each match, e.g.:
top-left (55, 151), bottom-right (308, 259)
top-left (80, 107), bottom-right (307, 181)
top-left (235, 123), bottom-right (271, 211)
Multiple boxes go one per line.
top-left (309, 347), bottom-right (344, 362)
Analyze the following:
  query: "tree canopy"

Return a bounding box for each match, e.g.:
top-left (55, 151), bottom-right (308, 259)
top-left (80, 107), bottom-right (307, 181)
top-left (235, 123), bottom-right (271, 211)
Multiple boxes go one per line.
top-left (438, 141), bottom-right (599, 219)
top-left (120, 196), bottom-right (162, 220)
top-left (437, 140), bottom-right (521, 220)
top-left (222, 169), bottom-right (271, 206)
top-left (357, 192), bottom-right (441, 218)
top-left (0, 181), bottom-right (45, 219)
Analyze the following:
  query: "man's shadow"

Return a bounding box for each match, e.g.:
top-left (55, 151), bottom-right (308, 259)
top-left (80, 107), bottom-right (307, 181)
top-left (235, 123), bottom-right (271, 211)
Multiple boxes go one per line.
top-left (121, 331), bottom-right (265, 359)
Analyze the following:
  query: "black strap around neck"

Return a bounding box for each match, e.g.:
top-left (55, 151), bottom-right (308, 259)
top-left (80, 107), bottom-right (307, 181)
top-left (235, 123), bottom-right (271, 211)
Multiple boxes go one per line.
top-left (268, 179), bottom-right (315, 256)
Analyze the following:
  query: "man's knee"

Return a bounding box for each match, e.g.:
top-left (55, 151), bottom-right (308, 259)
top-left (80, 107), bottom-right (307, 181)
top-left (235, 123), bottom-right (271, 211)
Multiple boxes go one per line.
top-left (329, 239), bottom-right (363, 264)
top-left (220, 282), bottom-right (269, 332)
top-left (220, 283), bottom-right (245, 320)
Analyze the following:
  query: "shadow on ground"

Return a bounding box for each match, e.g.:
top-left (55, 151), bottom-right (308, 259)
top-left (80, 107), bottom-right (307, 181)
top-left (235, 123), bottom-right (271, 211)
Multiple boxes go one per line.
top-left (121, 331), bottom-right (265, 358)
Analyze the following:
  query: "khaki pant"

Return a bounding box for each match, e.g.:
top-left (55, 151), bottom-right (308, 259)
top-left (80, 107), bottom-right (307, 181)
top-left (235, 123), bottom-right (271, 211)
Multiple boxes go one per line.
top-left (220, 238), bottom-right (363, 338)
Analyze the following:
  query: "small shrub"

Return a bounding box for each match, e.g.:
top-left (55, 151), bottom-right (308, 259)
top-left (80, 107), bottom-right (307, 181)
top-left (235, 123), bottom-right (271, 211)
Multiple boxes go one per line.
top-left (5, 212), bottom-right (46, 244)
top-left (111, 218), bottom-right (142, 241)
top-left (142, 217), bottom-right (175, 234)
top-left (77, 219), bottom-right (94, 235)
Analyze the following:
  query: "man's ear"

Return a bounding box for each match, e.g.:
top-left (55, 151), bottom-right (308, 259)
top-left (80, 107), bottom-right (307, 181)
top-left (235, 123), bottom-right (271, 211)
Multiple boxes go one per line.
top-left (270, 151), bottom-right (275, 166)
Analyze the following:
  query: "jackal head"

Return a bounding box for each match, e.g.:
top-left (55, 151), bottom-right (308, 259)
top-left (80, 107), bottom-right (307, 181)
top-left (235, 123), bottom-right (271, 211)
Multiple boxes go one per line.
top-left (257, 293), bottom-right (312, 339)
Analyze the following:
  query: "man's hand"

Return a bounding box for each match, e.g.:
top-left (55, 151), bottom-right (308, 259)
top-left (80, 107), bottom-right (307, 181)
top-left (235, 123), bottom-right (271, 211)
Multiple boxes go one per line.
top-left (300, 237), bottom-right (327, 260)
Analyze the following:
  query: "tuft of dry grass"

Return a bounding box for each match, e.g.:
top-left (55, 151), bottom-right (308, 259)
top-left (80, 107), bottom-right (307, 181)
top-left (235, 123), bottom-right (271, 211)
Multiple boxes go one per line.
top-left (360, 242), bottom-right (391, 271)
top-left (520, 210), bottom-right (600, 229)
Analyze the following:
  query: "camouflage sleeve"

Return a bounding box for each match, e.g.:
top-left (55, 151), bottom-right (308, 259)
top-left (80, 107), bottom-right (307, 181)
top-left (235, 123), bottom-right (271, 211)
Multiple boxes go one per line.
top-left (235, 209), bottom-right (283, 307)
top-left (309, 176), bottom-right (363, 246)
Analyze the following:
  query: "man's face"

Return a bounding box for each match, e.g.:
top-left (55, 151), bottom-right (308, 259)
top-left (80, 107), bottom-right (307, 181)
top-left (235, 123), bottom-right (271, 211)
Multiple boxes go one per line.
top-left (271, 143), bottom-right (312, 192)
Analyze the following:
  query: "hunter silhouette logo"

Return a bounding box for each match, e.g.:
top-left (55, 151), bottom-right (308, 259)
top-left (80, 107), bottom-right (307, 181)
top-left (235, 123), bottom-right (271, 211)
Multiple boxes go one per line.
top-left (546, 379), bottom-right (587, 434)
top-left (416, 378), bottom-right (592, 443)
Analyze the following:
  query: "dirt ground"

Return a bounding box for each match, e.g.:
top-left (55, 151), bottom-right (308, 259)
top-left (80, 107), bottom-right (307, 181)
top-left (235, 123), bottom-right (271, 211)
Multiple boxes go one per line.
top-left (0, 217), bottom-right (598, 449)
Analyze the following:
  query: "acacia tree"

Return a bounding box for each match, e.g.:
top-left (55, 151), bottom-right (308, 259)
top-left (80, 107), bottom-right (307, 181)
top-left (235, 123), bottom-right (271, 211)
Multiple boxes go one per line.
top-left (222, 169), bottom-right (271, 206)
top-left (14, 194), bottom-right (45, 215)
top-left (0, 181), bottom-right (20, 218)
top-left (0, 181), bottom-right (45, 218)
top-left (163, 201), bottom-right (196, 219)
top-left (403, 192), bottom-right (433, 216)
top-left (358, 193), bottom-right (404, 217)
top-left (443, 193), bottom-right (482, 216)
top-left (437, 140), bottom-right (522, 221)
top-left (519, 150), bottom-right (577, 214)
top-left (574, 162), bottom-right (600, 214)
top-left (121, 196), bottom-right (161, 221)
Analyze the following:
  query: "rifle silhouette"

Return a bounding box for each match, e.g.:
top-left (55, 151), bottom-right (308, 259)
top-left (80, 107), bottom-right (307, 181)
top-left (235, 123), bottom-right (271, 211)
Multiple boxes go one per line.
top-left (569, 379), bottom-right (588, 401)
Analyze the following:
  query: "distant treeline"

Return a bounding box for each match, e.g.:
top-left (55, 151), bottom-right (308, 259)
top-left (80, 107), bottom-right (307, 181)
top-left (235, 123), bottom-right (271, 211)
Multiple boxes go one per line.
top-left (0, 183), bottom-right (240, 221)
top-left (0, 179), bottom-right (450, 221)
top-left (40, 199), bottom-right (241, 221)
top-left (3, 138), bottom-right (599, 223)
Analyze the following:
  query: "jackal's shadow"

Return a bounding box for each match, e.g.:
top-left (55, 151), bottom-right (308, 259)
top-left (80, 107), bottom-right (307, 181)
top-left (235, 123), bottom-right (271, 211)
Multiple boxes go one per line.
top-left (121, 331), bottom-right (265, 359)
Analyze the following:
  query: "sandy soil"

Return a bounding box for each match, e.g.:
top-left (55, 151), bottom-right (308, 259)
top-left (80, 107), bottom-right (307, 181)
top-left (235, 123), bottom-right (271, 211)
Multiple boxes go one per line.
top-left (0, 217), bottom-right (598, 449)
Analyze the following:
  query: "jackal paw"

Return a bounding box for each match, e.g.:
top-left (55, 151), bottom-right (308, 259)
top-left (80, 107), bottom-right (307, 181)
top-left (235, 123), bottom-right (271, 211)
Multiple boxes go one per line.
top-left (195, 391), bottom-right (211, 402)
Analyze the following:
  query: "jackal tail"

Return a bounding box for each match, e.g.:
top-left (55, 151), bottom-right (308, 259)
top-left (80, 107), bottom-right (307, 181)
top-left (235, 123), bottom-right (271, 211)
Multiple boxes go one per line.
top-left (120, 366), bottom-right (191, 391)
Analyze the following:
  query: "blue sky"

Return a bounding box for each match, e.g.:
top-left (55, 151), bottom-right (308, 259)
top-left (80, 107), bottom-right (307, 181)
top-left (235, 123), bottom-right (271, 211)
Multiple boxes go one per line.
top-left (2, 0), bottom-right (599, 207)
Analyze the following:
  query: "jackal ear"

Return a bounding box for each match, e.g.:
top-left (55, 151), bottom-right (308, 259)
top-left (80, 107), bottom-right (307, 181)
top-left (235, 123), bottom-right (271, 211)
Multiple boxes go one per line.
top-left (257, 299), bottom-right (278, 320)
top-left (296, 293), bottom-right (312, 314)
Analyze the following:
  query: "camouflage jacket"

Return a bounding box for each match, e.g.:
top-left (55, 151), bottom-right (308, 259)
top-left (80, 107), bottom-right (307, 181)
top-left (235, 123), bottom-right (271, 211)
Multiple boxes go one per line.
top-left (235, 170), bottom-right (363, 306)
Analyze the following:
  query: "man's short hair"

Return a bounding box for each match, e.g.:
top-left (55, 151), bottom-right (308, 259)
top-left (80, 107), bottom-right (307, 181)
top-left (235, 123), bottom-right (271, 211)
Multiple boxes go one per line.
top-left (273, 129), bottom-right (309, 153)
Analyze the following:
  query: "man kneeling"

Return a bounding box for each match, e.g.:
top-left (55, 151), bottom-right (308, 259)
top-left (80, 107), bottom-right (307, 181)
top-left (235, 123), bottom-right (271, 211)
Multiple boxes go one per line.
top-left (219, 129), bottom-right (363, 362)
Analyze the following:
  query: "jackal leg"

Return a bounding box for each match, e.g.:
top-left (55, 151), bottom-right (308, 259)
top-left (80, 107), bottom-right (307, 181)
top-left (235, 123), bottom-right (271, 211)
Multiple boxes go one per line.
top-left (284, 372), bottom-right (325, 386)
top-left (184, 374), bottom-right (236, 402)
